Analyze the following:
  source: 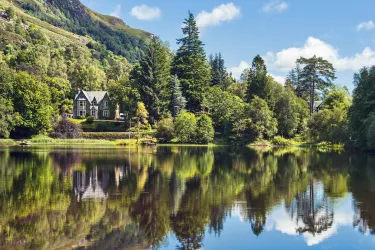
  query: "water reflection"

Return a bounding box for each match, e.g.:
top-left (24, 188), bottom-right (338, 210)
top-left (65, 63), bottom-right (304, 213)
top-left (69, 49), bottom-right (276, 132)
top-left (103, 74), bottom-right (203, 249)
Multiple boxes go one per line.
top-left (0, 147), bottom-right (374, 249)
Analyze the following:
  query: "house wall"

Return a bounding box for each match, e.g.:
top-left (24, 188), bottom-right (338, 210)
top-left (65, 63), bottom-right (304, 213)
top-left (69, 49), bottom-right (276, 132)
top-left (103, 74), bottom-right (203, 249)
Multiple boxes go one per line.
top-left (73, 92), bottom-right (90, 118)
top-left (98, 95), bottom-right (111, 120)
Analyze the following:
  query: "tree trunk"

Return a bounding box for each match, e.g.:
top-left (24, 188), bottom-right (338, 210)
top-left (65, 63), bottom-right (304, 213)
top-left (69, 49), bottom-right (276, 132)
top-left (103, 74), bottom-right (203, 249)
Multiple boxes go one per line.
top-left (310, 80), bottom-right (315, 116)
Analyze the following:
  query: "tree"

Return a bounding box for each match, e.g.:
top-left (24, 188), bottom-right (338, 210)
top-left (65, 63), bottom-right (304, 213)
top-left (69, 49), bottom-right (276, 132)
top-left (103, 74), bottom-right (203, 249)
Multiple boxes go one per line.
top-left (296, 56), bottom-right (336, 116)
top-left (209, 53), bottom-right (231, 90)
top-left (285, 65), bottom-right (307, 99)
top-left (135, 102), bottom-right (149, 126)
top-left (156, 116), bottom-right (174, 142)
top-left (174, 111), bottom-right (197, 143)
top-left (12, 72), bottom-right (53, 136)
top-left (349, 67), bottom-right (375, 148)
top-left (172, 11), bottom-right (211, 112)
top-left (195, 114), bottom-right (215, 144)
top-left (50, 119), bottom-right (82, 139)
top-left (246, 55), bottom-right (268, 101)
top-left (0, 98), bottom-right (19, 138)
top-left (233, 96), bottom-right (278, 142)
top-left (5, 7), bottom-right (16, 20)
top-left (171, 75), bottom-right (187, 116)
top-left (274, 88), bottom-right (299, 137)
top-left (203, 86), bottom-right (245, 132)
top-left (131, 36), bottom-right (172, 122)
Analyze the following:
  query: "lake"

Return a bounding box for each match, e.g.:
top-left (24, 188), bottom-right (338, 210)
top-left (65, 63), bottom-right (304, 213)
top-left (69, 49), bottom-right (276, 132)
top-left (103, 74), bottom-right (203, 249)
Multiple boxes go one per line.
top-left (0, 146), bottom-right (374, 249)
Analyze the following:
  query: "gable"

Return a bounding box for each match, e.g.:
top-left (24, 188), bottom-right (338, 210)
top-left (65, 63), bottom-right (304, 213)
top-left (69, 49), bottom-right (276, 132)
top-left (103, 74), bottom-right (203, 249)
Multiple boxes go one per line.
top-left (75, 91), bottom-right (89, 101)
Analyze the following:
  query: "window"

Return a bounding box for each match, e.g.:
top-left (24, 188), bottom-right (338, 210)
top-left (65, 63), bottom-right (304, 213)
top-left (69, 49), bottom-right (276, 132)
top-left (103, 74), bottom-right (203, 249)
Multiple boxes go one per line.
top-left (92, 100), bottom-right (96, 106)
top-left (79, 101), bottom-right (86, 107)
top-left (103, 110), bottom-right (109, 117)
top-left (79, 111), bottom-right (86, 117)
top-left (91, 110), bottom-right (96, 117)
top-left (104, 101), bottom-right (108, 108)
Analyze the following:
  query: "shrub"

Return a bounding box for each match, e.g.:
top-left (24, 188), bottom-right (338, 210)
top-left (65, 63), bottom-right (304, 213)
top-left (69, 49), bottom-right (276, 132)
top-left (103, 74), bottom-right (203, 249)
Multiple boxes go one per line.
top-left (195, 114), bottom-right (214, 144)
top-left (50, 119), bottom-right (82, 139)
top-left (156, 117), bottom-right (174, 143)
top-left (82, 132), bottom-right (155, 140)
top-left (271, 136), bottom-right (296, 146)
top-left (86, 116), bottom-right (94, 124)
top-left (174, 111), bottom-right (197, 143)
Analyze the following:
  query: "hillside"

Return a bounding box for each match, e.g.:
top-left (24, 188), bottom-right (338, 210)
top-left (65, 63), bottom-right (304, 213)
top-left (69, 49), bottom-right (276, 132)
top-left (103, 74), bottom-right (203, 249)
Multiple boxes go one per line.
top-left (1, 0), bottom-right (151, 63)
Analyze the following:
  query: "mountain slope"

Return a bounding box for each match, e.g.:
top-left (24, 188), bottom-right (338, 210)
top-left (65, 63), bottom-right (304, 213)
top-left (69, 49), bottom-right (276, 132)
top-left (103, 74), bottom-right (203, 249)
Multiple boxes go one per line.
top-left (10, 0), bottom-right (151, 63)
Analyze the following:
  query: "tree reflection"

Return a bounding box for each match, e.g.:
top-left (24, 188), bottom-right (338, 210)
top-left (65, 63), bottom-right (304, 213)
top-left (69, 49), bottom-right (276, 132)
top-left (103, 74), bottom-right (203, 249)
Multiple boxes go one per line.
top-left (0, 147), bottom-right (374, 249)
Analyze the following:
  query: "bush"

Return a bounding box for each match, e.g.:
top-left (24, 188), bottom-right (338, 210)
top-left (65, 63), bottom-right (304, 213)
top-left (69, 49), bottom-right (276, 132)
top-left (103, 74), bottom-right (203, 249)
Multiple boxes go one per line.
top-left (271, 136), bottom-right (296, 146)
top-left (174, 111), bottom-right (197, 143)
top-left (50, 119), bottom-right (82, 139)
top-left (195, 114), bottom-right (214, 144)
top-left (156, 117), bottom-right (174, 143)
top-left (86, 116), bottom-right (94, 124)
top-left (82, 132), bottom-right (155, 140)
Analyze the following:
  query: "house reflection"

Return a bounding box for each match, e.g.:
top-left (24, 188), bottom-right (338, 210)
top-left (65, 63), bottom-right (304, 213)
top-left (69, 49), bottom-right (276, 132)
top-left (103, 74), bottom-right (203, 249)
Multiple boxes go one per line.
top-left (73, 167), bottom-right (110, 201)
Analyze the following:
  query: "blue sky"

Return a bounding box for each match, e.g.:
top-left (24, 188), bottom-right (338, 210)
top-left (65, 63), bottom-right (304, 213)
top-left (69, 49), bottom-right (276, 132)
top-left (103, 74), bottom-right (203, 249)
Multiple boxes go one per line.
top-left (82, 0), bottom-right (375, 91)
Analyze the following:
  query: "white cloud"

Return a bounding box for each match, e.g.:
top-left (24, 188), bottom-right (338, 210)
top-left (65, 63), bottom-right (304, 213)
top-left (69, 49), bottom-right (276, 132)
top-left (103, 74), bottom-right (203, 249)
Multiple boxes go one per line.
top-left (196, 3), bottom-right (240, 29)
top-left (262, 1), bottom-right (288, 13)
top-left (130, 5), bottom-right (161, 21)
top-left (228, 61), bottom-right (249, 79)
top-left (110, 4), bottom-right (121, 18)
top-left (357, 21), bottom-right (374, 31)
top-left (264, 36), bottom-right (375, 72)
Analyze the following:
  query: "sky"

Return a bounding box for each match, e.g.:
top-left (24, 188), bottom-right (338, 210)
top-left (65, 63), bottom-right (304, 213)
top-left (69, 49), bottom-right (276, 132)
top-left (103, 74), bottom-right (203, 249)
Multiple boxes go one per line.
top-left (81, 0), bottom-right (375, 91)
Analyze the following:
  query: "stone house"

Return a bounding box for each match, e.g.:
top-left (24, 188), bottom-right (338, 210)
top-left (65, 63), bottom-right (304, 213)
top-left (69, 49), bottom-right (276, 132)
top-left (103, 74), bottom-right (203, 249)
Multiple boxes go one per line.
top-left (73, 90), bottom-right (111, 119)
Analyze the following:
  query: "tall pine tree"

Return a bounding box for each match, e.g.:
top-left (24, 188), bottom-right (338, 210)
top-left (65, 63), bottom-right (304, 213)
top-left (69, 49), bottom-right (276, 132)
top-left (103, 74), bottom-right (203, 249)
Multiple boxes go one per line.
top-left (172, 11), bottom-right (211, 112)
top-left (246, 55), bottom-right (268, 102)
top-left (170, 75), bottom-right (186, 116)
top-left (131, 36), bottom-right (172, 122)
top-left (209, 53), bottom-right (228, 89)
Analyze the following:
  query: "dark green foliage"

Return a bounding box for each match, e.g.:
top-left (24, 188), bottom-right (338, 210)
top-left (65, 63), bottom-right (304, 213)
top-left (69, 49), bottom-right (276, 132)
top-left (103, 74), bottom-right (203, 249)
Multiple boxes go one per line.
top-left (86, 116), bottom-right (94, 124)
top-left (81, 131), bottom-right (155, 139)
top-left (171, 75), bottom-right (187, 116)
top-left (5, 7), bottom-right (16, 20)
top-left (209, 53), bottom-right (232, 90)
top-left (0, 98), bottom-right (19, 138)
top-left (172, 12), bottom-right (211, 112)
top-left (366, 115), bottom-right (375, 149)
top-left (349, 67), bottom-right (375, 148)
top-left (156, 116), bottom-right (174, 142)
top-left (296, 56), bottom-right (336, 115)
top-left (195, 114), bottom-right (215, 144)
top-left (246, 55), bottom-right (268, 101)
top-left (131, 36), bottom-right (172, 122)
top-left (50, 119), bottom-right (82, 138)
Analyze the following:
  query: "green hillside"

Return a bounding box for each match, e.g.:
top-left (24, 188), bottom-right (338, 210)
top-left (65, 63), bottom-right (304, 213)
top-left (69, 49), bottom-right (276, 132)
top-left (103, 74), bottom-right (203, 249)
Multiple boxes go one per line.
top-left (1, 0), bottom-right (151, 62)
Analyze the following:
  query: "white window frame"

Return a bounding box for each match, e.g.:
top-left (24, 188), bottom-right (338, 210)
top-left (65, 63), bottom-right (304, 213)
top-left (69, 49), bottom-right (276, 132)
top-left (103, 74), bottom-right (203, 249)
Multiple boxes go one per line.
top-left (104, 101), bottom-right (108, 108)
top-left (79, 110), bottom-right (86, 117)
top-left (79, 101), bottom-right (86, 107)
top-left (103, 110), bottom-right (109, 117)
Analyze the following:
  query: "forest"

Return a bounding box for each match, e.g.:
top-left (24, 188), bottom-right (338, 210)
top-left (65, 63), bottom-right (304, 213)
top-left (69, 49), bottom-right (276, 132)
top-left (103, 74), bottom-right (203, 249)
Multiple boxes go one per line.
top-left (0, 5), bottom-right (374, 149)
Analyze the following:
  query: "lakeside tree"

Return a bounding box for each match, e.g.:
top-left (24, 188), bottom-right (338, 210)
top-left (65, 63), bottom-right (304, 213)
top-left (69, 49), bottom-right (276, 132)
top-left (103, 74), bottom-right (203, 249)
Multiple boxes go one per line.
top-left (174, 111), bottom-right (197, 143)
top-left (170, 75), bottom-right (187, 117)
top-left (131, 36), bottom-right (172, 122)
top-left (349, 66), bottom-right (375, 148)
top-left (296, 56), bottom-right (336, 116)
top-left (245, 55), bottom-right (268, 101)
top-left (195, 114), bottom-right (215, 144)
top-left (172, 11), bottom-right (211, 112)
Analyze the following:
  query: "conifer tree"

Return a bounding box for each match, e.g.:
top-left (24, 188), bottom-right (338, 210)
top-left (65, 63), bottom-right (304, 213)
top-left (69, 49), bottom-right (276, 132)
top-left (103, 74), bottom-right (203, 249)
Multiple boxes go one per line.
top-left (171, 75), bottom-right (186, 116)
top-left (246, 55), bottom-right (268, 102)
top-left (131, 36), bottom-right (171, 122)
top-left (209, 53), bottom-right (228, 89)
top-left (172, 11), bottom-right (211, 112)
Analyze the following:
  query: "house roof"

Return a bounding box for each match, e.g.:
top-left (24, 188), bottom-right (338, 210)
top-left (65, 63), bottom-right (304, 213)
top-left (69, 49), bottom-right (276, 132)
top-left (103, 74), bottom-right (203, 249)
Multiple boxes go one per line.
top-left (75, 90), bottom-right (108, 103)
top-left (314, 101), bottom-right (323, 108)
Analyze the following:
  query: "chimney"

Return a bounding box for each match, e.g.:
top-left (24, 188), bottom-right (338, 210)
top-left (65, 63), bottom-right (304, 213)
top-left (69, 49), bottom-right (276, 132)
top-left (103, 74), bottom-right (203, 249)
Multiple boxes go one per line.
top-left (77, 88), bottom-right (81, 94)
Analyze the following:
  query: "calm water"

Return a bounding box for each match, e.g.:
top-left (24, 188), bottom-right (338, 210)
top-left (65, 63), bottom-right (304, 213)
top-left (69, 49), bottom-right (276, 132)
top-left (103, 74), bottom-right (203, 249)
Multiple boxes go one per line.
top-left (0, 146), bottom-right (375, 249)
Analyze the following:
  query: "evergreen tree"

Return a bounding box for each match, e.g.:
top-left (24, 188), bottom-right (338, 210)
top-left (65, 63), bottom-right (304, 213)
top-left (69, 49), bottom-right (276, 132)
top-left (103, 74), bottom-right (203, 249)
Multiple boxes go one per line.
top-left (246, 55), bottom-right (268, 102)
top-left (172, 11), bottom-right (211, 112)
top-left (209, 53), bottom-right (229, 89)
top-left (296, 56), bottom-right (336, 116)
top-left (286, 64), bottom-right (308, 99)
top-left (131, 36), bottom-right (171, 122)
top-left (171, 75), bottom-right (186, 116)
